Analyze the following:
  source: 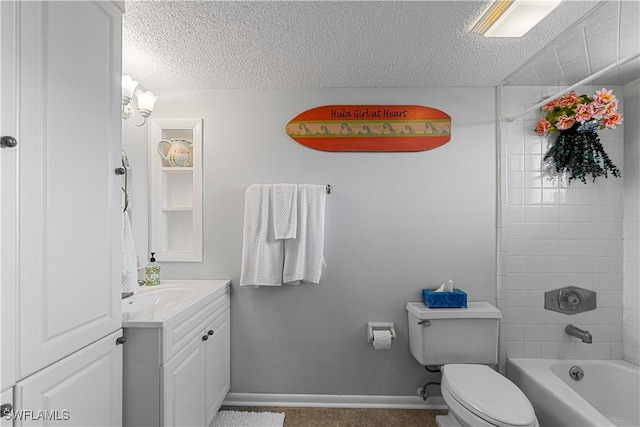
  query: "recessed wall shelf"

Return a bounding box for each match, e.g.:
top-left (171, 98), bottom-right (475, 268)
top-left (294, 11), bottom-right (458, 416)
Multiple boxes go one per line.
top-left (149, 118), bottom-right (203, 262)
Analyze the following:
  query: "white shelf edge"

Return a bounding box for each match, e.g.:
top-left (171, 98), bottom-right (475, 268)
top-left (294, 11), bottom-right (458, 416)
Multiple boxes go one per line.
top-left (161, 206), bottom-right (193, 212)
top-left (161, 167), bottom-right (193, 172)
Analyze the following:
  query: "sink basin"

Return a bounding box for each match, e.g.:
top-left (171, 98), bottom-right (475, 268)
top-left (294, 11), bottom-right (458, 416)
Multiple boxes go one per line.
top-left (122, 287), bottom-right (192, 313)
top-left (121, 280), bottom-right (231, 327)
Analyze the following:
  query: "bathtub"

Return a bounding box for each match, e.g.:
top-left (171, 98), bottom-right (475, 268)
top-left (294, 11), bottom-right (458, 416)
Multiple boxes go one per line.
top-left (506, 358), bottom-right (639, 427)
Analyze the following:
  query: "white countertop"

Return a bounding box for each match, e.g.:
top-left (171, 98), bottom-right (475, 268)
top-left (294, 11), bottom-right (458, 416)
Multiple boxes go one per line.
top-left (122, 279), bottom-right (230, 328)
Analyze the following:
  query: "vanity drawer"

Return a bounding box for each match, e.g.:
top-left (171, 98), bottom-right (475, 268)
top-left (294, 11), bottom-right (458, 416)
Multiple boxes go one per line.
top-left (162, 288), bottom-right (230, 363)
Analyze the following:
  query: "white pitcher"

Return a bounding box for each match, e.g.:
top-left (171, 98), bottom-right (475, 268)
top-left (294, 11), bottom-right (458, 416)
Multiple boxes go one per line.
top-left (157, 139), bottom-right (193, 167)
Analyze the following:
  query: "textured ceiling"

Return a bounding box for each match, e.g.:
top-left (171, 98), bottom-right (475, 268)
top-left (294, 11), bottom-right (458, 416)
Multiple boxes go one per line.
top-left (122, 1), bottom-right (605, 90)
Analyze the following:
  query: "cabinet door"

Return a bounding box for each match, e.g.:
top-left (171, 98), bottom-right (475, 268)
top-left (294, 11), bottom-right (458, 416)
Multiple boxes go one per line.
top-left (162, 334), bottom-right (205, 427)
top-left (14, 330), bottom-right (123, 427)
top-left (15, 1), bottom-right (123, 378)
top-left (1, 0), bottom-right (18, 393)
top-left (204, 309), bottom-right (231, 425)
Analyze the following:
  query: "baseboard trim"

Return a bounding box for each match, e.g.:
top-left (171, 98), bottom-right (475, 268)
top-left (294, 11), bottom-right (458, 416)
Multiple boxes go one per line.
top-left (223, 392), bottom-right (448, 410)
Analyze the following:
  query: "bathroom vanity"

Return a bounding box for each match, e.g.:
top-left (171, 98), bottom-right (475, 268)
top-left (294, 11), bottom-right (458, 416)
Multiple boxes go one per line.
top-left (122, 280), bottom-right (230, 427)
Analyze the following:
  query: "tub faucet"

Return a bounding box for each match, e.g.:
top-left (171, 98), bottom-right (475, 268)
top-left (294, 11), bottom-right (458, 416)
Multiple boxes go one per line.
top-left (565, 325), bottom-right (592, 344)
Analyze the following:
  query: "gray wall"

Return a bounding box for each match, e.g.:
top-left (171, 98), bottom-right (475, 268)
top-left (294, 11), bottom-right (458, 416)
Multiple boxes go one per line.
top-left (124, 87), bottom-right (496, 396)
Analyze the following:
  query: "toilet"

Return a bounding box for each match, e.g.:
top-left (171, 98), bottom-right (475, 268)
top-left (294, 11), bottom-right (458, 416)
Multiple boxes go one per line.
top-left (406, 301), bottom-right (538, 427)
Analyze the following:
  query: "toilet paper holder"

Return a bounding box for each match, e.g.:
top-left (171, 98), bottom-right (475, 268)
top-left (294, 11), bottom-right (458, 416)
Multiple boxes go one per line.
top-left (367, 322), bottom-right (396, 342)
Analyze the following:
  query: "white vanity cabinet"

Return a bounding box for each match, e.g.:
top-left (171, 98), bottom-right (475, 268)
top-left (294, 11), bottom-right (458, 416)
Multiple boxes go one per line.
top-left (122, 280), bottom-right (231, 427)
top-left (163, 311), bottom-right (231, 427)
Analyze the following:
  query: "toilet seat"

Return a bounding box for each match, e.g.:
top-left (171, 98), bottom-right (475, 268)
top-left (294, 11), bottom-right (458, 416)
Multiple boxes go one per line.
top-left (441, 364), bottom-right (536, 427)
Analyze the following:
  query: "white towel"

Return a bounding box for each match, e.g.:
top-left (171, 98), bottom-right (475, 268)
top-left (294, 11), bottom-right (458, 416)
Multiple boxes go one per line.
top-left (121, 211), bottom-right (138, 292)
top-left (272, 183), bottom-right (297, 239)
top-left (283, 184), bottom-right (326, 284)
top-left (240, 184), bottom-right (284, 286)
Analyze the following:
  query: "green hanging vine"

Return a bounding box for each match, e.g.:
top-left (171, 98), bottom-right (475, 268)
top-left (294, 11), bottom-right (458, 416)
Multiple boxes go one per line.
top-left (543, 125), bottom-right (621, 184)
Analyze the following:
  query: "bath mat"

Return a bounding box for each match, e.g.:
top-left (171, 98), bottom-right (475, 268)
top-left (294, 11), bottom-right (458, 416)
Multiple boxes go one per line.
top-left (210, 410), bottom-right (285, 427)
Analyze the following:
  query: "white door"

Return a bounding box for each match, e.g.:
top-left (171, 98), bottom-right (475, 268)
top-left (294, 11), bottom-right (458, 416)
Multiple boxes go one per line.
top-left (204, 310), bottom-right (231, 426)
top-left (14, 330), bottom-right (123, 427)
top-left (13, 1), bottom-right (123, 378)
top-left (162, 335), bottom-right (205, 427)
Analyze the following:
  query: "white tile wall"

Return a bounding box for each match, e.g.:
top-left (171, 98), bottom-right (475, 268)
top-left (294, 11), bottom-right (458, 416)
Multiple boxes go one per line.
top-left (503, 1), bottom-right (640, 87)
top-left (498, 85), bottom-right (630, 371)
top-left (623, 79), bottom-right (640, 366)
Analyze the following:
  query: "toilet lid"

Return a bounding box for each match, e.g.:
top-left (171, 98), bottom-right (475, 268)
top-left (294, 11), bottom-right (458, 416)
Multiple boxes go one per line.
top-left (442, 364), bottom-right (536, 427)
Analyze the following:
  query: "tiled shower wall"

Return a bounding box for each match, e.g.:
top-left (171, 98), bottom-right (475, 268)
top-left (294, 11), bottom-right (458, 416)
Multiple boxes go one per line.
top-left (623, 79), bottom-right (640, 366)
top-left (498, 85), bottom-right (630, 370)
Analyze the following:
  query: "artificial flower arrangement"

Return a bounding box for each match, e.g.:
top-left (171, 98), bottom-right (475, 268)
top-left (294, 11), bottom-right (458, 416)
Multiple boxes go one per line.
top-left (535, 88), bottom-right (622, 184)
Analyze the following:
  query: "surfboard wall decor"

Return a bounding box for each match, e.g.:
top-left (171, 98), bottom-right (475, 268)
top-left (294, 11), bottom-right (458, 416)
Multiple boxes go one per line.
top-left (285, 105), bottom-right (451, 152)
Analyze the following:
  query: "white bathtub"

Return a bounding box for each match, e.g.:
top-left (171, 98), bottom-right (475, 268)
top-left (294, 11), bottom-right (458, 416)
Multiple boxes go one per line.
top-left (506, 358), bottom-right (639, 427)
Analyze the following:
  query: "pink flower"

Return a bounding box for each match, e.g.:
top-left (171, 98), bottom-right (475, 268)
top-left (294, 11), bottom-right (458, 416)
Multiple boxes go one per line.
top-left (594, 88), bottom-right (615, 104)
top-left (535, 119), bottom-right (551, 135)
top-left (559, 92), bottom-right (580, 107)
top-left (541, 99), bottom-right (559, 111)
top-left (590, 102), bottom-right (607, 119)
top-left (575, 103), bottom-right (593, 123)
top-left (603, 113), bottom-right (623, 129)
top-left (604, 99), bottom-right (619, 116)
top-left (556, 115), bottom-right (576, 130)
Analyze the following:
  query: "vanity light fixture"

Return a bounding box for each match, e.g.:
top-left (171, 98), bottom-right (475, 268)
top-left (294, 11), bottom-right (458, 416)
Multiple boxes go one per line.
top-left (472, 0), bottom-right (562, 38)
top-left (122, 74), bottom-right (158, 127)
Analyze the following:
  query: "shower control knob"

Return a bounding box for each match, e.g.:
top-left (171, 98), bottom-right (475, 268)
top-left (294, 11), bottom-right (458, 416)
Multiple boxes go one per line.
top-left (562, 291), bottom-right (582, 307)
top-left (1, 135), bottom-right (17, 148)
top-left (202, 335), bottom-right (209, 341)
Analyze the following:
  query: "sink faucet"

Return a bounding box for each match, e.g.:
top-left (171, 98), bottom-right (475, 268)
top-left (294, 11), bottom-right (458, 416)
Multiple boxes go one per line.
top-left (565, 325), bottom-right (592, 344)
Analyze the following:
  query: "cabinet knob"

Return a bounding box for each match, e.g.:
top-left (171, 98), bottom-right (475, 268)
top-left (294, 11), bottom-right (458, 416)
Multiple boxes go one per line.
top-left (1, 135), bottom-right (17, 148)
top-left (116, 336), bottom-right (127, 345)
top-left (115, 167), bottom-right (126, 175)
top-left (207, 330), bottom-right (214, 335)
top-left (202, 335), bottom-right (209, 341)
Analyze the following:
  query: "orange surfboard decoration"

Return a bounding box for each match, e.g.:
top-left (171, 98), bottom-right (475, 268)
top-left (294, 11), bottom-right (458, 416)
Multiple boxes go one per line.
top-left (285, 105), bottom-right (451, 152)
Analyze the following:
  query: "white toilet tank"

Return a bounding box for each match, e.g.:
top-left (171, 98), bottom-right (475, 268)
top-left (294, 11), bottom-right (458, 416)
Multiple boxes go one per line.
top-left (406, 301), bottom-right (501, 366)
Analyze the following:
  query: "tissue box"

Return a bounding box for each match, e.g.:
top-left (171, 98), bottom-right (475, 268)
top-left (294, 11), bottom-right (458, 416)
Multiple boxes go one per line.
top-left (422, 289), bottom-right (467, 308)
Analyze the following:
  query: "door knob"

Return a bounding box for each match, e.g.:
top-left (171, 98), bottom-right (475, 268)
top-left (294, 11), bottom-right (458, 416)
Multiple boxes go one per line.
top-left (1, 135), bottom-right (17, 148)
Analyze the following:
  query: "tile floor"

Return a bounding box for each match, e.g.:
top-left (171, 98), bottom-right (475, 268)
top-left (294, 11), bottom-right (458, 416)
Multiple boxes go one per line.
top-left (221, 406), bottom-right (446, 426)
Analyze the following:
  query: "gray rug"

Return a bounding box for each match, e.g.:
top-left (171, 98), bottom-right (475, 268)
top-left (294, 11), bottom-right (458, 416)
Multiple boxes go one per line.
top-left (210, 410), bottom-right (285, 427)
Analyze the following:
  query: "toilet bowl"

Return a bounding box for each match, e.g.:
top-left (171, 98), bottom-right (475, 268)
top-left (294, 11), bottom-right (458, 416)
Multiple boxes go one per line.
top-left (405, 302), bottom-right (539, 427)
top-left (438, 364), bottom-right (538, 427)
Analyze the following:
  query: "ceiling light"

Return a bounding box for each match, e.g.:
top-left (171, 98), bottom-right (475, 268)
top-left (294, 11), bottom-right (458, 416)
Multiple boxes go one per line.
top-left (472, 0), bottom-right (562, 38)
top-left (122, 74), bottom-right (158, 126)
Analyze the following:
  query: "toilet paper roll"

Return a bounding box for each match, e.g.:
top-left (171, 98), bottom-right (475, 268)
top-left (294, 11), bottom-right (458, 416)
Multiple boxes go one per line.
top-left (372, 329), bottom-right (392, 350)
